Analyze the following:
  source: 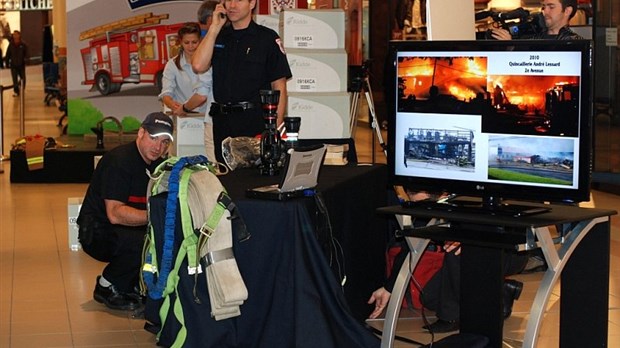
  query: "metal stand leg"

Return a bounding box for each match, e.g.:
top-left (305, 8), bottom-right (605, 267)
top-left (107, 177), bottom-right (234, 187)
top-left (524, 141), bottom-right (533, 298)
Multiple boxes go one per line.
top-left (380, 237), bottom-right (429, 348)
top-left (349, 91), bottom-right (360, 139)
top-left (380, 218), bottom-right (440, 348)
top-left (0, 85), bottom-right (11, 166)
top-left (523, 216), bottom-right (610, 347)
top-left (362, 78), bottom-right (387, 161)
top-left (348, 62), bottom-right (386, 163)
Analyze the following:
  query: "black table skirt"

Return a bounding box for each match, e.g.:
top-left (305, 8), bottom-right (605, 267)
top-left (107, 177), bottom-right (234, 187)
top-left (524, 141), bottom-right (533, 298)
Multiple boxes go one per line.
top-left (156, 165), bottom-right (388, 347)
top-left (221, 165), bottom-right (389, 320)
top-left (10, 148), bottom-right (106, 183)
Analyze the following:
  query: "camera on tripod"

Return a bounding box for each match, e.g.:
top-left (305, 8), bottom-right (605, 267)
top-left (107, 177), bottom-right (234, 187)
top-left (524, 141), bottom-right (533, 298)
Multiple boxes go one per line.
top-left (475, 7), bottom-right (546, 40)
top-left (348, 60), bottom-right (371, 93)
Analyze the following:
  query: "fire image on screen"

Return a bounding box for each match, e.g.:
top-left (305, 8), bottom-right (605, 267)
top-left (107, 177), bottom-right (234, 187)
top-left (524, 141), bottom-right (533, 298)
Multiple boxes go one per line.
top-left (387, 40), bottom-right (591, 204)
top-left (397, 56), bottom-right (580, 137)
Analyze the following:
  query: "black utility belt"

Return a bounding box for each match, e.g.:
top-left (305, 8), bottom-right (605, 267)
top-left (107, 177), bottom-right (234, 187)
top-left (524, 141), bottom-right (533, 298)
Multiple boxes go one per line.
top-left (210, 101), bottom-right (257, 115)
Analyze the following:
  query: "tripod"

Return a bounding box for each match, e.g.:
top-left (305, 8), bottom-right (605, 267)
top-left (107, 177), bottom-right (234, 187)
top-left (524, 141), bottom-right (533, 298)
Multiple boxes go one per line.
top-left (349, 64), bottom-right (386, 163)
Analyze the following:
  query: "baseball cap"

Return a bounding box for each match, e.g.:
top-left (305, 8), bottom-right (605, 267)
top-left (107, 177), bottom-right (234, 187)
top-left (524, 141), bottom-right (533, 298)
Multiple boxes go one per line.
top-left (141, 112), bottom-right (174, 141)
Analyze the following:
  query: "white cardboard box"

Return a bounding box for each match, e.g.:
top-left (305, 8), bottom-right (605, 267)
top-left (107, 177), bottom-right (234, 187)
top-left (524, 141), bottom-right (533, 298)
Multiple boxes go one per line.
top-left (286, 49), bottom-right (348, 92)
top-left (287, 92), bottom-right (351, 139)
top-left (172, 116), bottom-right (206, 157)
top-left (280, 9), bottom-right (345, 49)
top-left (255, 14), bottom-right (280, 33)
top-left (68, 197), bottom-right (83, 251)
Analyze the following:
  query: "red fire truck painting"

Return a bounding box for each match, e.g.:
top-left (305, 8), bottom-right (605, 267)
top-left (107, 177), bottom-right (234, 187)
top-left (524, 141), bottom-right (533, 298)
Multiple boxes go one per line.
top-left (79, 13), bottom-right (184, 95)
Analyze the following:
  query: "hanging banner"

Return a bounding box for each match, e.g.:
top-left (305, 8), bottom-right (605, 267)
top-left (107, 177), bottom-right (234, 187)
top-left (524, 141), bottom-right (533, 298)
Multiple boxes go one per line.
top-left (126, 0), bottom-right (201, 11)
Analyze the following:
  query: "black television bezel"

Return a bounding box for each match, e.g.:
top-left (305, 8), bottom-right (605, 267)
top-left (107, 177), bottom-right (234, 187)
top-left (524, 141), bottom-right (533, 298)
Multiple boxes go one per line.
top-left (386, 39), bottom-right (593, 205)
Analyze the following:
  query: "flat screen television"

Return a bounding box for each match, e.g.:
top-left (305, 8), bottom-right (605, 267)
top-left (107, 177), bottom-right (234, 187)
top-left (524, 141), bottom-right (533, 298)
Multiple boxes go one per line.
top-left (387, 40), bottom-right (593, 213)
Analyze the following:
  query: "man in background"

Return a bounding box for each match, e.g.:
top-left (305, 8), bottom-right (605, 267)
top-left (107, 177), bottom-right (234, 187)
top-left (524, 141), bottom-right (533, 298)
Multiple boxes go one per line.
top-left (197, 0), bottom-right (218, 37)
top-left (5, 30), bottom-right (28, 96)
top-left (490, 0), bottom-right (582, 40)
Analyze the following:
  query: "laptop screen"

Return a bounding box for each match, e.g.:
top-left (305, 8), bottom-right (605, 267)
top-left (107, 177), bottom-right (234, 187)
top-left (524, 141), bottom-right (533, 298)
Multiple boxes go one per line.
top-left (279, 144), bottom-right (327, 192)
top-left (246, 144), bottom-right (327, 201)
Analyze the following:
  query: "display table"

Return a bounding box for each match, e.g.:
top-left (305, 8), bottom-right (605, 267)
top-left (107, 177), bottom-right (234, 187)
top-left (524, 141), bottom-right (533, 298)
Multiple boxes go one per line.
top-left (377, 203), bottom-right (616, 348)
top-left (157, 164), bottom-right (388, 347)
top-left (220, 164), bottom-right (389, 317)
top-left (10, 146), bottom-right (106, 183)
top-left (9, 135), bottom-right (122, 183)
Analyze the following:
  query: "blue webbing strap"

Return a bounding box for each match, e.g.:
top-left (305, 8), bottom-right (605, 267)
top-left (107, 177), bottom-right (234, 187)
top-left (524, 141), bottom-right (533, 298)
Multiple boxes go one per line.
top-left (148, 158), bottom-right (186, 299)
top-left (145, 155), bottom-right (210, 300)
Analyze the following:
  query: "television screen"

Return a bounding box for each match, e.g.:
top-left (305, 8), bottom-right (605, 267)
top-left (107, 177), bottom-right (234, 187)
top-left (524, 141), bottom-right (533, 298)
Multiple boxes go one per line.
top-left (387, 40), bottom-right (593, 208)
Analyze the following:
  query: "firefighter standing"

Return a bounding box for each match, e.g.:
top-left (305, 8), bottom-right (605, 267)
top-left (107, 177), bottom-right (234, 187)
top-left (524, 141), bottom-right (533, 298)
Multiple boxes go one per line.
top-left (192, 0), bottom-right (292, 164)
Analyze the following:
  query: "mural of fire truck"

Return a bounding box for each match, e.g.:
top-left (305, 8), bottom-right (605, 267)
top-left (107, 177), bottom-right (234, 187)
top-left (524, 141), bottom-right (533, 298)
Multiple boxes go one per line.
top-left (79, 13), bottom-right (184, 95)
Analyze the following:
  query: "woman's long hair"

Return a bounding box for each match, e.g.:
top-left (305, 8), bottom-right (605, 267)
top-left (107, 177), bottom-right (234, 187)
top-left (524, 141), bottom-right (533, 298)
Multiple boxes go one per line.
top-left (174, 22), bottom-right (201, 71)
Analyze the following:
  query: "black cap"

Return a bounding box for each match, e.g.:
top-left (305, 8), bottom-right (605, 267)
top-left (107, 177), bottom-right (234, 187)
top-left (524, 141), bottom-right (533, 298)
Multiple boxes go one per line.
top-left (141, 112), bottom-right (174, 141)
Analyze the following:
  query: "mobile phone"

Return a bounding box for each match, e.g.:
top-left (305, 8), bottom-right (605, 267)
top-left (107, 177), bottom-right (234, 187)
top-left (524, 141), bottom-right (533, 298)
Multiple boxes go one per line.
top-left (219, 0), bottom-right (226, 19)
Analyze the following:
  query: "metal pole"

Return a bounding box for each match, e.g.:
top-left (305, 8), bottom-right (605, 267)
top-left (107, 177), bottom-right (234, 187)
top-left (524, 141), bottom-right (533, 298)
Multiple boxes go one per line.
top-left (0, 86), bottom-right (4, 160)
top-left (0, 85), bottom-right (4, 173)
top-left (19, 78), bottom-right (25, 138)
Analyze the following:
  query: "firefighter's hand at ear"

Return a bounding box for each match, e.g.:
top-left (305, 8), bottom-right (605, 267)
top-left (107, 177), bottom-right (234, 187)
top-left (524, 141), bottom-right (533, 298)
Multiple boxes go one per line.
top-left (212, 4), bottom-right (227, 29)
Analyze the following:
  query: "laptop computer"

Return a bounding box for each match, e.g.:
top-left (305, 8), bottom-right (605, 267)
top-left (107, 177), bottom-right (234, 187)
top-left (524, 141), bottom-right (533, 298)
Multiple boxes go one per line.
top-left (246, 144), bottom-right (327, 201)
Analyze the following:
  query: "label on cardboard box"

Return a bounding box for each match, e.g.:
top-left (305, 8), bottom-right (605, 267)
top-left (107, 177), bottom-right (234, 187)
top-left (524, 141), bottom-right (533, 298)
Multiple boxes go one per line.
top-left (292, 35), bottom-right (314, 48)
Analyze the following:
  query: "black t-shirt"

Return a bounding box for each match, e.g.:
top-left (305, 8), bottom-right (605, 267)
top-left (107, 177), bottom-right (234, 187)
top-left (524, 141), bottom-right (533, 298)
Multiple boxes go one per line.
top-left (212, 20), bottom-right (292, 105)
top-left (527, 26), bottom-right (583, 40)
top-left (79, 141), bottom-right (161, 226)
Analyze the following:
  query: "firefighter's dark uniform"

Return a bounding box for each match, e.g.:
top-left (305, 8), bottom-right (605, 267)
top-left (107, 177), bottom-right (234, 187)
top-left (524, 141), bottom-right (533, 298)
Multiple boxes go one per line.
top-left (209, 20), bottom-right (292, 163)
top-left (77, 142), bottom-right (162, 293)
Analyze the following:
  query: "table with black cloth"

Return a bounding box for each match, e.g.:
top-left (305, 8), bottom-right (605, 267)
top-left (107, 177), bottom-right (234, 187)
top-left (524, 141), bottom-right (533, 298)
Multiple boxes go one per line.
top-left (157, 164), bottom-right (388, 347)
top-left (10, 146), bottom-right (106, 183)
top-left (9, 135), bottom-right (129, 183)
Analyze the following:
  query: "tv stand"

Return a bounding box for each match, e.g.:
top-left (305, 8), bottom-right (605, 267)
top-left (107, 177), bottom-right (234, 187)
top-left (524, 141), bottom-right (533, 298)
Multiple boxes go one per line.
top-left (377, 204), bottom-right (617, 348)
top-left (402, 198), bottom-right (551, 217)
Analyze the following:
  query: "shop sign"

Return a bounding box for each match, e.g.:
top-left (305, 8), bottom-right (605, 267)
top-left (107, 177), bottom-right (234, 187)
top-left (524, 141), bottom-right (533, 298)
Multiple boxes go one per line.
top-left (0, 0), bottom-right (53, 11)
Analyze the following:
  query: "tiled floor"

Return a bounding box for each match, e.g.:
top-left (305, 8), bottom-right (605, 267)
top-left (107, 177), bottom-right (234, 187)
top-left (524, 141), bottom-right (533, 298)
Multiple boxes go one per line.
top-left (1, 66), bottom-right (619, 347)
